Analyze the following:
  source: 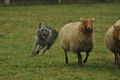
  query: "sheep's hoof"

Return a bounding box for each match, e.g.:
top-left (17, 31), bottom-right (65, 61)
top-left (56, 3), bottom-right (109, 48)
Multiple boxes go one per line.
top-left (114, 62), bottom-right (116, 65)
top-left (117, 67), bottom-right (120, 70)
top-left (65, 58), bottom-right (68, 64)
top-left (83, 60), bottom-right (87, 63)
top-left (117, 64), bottom-right (120, 70)
top-left (79, 64), bottom-right (83, 67)
top-left (64, 64), bottom-right (68, 66)
top-left (78, 63), bottom-right (83, 66)
top-left (66, 61), bottom-right (68, 64)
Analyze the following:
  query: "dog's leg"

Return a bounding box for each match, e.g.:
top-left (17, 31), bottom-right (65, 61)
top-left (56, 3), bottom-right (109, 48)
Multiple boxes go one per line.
top-left (42, 43), bottom-right (53, 55)
top-left (42, 49), bottom-right (47, 55)
top-left (35, 45), bottom-right (45, 55)
top-left (29, 43), bottom-right (37, 57)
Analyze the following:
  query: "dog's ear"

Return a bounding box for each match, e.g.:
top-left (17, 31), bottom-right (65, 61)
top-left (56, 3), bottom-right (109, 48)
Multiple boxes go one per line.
top-left (39, 23), bottom-right (41, 28)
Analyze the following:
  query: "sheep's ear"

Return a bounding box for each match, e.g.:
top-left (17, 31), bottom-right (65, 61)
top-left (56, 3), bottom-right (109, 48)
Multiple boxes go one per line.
top-left (91, 18), bottom-right (95, 22)
top-left (80, 18), bottom-right (84, 21)
top-left (114, 25), bottom-right (117, 29)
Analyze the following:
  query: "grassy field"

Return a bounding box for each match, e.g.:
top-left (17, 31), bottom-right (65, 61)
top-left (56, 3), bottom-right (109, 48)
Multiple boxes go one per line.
top-left (0, 3), bottom-right (120, 80)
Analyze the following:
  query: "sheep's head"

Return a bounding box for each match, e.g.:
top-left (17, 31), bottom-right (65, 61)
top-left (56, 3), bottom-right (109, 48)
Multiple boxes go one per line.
top-left (114, 24), bottom-right (120, 40)
top-left (80, 18), bottom-right (95, 31)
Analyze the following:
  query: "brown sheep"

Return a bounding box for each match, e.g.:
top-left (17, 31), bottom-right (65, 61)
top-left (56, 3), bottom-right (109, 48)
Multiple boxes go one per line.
top-left (59, 18), bottom-right (95, 66)
top-left (105, 20), bottom-right (120, 69)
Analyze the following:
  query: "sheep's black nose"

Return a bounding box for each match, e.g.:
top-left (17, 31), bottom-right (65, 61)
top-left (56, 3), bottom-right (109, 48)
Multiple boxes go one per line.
top-left (87, 26), bottom-right (91, 30)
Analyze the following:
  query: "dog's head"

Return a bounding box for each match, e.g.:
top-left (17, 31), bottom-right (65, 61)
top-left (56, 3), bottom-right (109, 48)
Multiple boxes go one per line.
top-left (37, 23), bottom-right (50, 39)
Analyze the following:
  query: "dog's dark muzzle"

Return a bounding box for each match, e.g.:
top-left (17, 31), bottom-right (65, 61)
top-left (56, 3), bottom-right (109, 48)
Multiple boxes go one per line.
top-left (41, 33), bottom-right (47, 39)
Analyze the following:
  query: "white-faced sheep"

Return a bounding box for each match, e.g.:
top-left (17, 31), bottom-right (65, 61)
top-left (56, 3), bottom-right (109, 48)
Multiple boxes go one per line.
top-left (59, 18), bottom-right (95, 66)
top-left (105, 20), bottom-right (120, 69)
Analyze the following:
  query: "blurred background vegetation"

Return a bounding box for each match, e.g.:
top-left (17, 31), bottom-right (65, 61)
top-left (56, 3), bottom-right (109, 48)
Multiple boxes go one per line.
top-left (0, 0), bottom-right (119, 6)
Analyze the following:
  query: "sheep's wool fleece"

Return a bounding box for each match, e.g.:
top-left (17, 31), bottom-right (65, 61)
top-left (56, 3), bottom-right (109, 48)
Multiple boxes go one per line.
top-left (105, 20), bottom-right (120, 53)
top-left (59, 22), bottom-right (94, 53)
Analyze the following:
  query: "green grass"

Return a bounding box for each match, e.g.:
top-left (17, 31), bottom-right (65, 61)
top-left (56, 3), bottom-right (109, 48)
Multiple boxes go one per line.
top-left (0, 3), bottom-right (120, 80)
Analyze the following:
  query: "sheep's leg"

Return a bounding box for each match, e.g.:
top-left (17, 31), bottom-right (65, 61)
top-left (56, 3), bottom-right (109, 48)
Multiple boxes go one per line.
top-left (83, 52), bottom-right (89, 63)
top-left (64, 49), bottom-right (68, 64)
top-left (114, 53), bottom-right (120, 70)
top-left (118, 53), bottom-right (120, 70)
top-left (118, 56), bottom-right (120, 70)
top-left (77, 52), bottom-right (83, 66)
top-left (115, 53), bottom-right (120, 69)
top-left (114, 53), bottom-right (118, 65)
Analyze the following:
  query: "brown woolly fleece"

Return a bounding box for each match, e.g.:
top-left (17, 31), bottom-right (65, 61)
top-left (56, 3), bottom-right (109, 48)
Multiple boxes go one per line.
top-left (105, 20), bottom-right (120, 53)
top-left (59, 21), bottom-right (94, 53)
top-left (105, 20), bottom-right (120, 69)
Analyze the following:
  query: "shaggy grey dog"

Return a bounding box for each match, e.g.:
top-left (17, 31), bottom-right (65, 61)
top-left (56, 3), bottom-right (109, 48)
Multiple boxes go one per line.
top-left (29, 23), bottom-right (58, 57)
